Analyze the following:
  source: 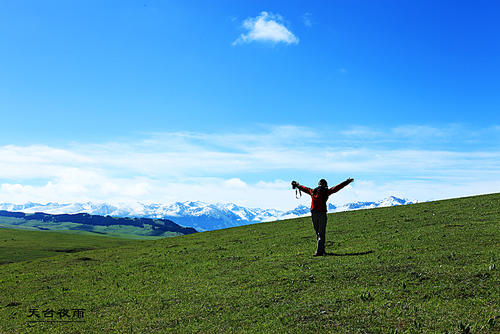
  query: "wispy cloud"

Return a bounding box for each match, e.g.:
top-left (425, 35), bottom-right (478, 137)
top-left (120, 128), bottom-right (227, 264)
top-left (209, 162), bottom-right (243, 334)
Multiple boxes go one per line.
top-left (391, 125), bottom-right (456, 139)
top-left (1, 125), bottom-right (499, 209)
top-left (338, 124), bottom-right (500, 149)
top-left (233, 11), bottom-right (299, 46)
top-left (340, 126), bottom-right (382, 138)
top-left (302, 12), bottom-right (313, 27)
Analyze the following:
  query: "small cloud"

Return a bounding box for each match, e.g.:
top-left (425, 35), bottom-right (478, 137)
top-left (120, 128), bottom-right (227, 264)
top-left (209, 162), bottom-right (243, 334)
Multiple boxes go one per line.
top-left (340, 126), bottom-right (381, 138)
top-left (233, 11), bottom-right (299, 45)
top-left (337, 68), bottom-right (347, 74)
top-left (391, 125), bottom-right (447, 138)
top-left (224, 178), bottom-right (247, 189)
top-left (302, 12), bottom-right (313, 27)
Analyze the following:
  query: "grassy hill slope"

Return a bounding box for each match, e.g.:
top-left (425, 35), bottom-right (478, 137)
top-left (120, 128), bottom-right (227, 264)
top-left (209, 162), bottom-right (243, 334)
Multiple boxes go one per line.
top-left (1, 193), bottom-right (499, 333)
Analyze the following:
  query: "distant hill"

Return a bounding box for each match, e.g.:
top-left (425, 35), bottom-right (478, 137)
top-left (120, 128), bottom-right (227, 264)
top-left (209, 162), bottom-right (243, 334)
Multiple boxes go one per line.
top-left (0, 210), bottom-right (197, 239)
top-left (0, 196), bottom-right (416, 231)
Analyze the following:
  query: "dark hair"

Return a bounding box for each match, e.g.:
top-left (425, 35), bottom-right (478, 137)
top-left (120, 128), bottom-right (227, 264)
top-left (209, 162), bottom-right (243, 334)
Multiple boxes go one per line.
top-left (314, 179), bottom-right (328, 195)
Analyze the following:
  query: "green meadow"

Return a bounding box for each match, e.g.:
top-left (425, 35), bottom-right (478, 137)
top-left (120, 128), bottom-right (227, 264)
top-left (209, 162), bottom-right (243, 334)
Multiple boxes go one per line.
top-left (1, 193), bottom-right (499, 333)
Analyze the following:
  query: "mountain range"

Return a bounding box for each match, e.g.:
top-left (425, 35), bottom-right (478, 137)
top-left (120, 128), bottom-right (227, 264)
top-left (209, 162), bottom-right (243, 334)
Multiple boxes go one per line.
top-left (0, 196), bottom-right (416, 231)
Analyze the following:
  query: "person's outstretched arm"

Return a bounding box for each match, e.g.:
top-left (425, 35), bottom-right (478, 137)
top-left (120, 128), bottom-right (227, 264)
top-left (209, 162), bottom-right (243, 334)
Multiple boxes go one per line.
top-left (296, 184), bottom-right (313, 196)
top-left (328, 178), bottom-right (354, 195)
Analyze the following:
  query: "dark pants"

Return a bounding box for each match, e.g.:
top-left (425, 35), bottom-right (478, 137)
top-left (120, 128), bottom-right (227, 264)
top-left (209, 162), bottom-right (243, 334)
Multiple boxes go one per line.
top-left (311, 211), bottom-right (327, 254)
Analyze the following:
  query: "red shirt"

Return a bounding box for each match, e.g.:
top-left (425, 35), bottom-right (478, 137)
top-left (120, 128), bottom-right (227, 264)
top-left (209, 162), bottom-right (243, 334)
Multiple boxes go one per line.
top-left (298, 180), bottom-right (351, 212)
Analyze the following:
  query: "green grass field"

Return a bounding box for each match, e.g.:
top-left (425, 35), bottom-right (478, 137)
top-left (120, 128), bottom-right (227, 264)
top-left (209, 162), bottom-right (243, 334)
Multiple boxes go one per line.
top-left (1, 193), bottom-right (499, 333)
top-left (0, 228), bottom-right (146, 265)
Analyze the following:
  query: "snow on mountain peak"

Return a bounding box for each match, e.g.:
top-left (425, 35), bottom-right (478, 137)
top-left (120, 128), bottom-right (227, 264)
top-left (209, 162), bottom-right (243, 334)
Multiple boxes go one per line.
top-left (0, 196), bottom-right (416, 231)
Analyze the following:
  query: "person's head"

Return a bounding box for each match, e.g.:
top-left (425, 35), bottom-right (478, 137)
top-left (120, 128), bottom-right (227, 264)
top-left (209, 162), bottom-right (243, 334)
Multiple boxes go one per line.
top-left (318, 179), bottom-right (328, 188)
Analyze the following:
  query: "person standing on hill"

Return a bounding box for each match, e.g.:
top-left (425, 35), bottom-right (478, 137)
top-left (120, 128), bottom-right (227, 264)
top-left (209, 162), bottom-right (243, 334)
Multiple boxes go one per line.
top-left (291, 178), bottom-right (354, 256)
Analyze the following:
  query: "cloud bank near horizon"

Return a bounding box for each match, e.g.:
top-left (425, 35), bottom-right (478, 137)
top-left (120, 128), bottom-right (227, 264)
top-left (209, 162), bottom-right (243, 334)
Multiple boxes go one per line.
top-left (0, 124), bottom-right (499, 210)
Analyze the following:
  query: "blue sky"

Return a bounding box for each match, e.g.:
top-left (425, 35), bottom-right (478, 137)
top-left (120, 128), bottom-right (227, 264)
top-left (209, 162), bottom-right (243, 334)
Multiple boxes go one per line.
top-left (1, 1), bottom-right (499, 209)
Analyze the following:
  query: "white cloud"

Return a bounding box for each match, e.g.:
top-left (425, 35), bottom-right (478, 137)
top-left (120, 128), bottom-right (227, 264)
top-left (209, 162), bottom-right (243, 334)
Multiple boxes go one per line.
top-left (341, 125), bottom-right (454, 140)
top-left (340, 126), bottom-right (381, 138)
top-left (0, 125), bottom-right (499, 210)
top-left (233, 11), bottom-right (299, 45)
top-left (391, 125), bottom-right (457, 139)
top-left (224, 178), bottom-right (247, 189)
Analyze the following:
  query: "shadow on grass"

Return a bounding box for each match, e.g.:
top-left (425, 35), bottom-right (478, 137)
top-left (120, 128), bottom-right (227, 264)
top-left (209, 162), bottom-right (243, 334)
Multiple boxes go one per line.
top-left (52, 248), bottom-right (95, 253)
top-left (325, 250), bottom-right (374, 256)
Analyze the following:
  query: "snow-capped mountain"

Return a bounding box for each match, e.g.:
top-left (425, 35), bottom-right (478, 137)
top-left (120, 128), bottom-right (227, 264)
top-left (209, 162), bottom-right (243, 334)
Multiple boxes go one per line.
top-left (0, 196), bottom-right (416, 231)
